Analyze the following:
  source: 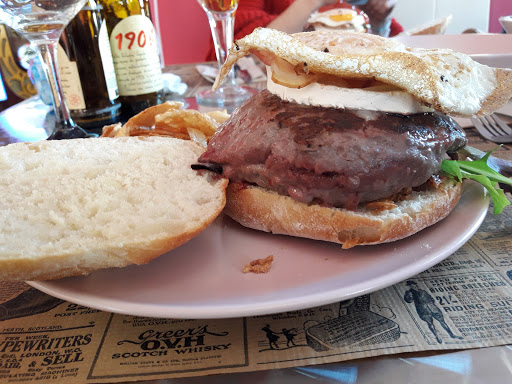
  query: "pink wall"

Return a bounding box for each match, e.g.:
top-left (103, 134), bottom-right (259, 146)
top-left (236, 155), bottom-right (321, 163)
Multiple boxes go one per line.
top-left (489, 0), bottom-right (512, 33)
top-left (150, 0), bottom-right (211, 65)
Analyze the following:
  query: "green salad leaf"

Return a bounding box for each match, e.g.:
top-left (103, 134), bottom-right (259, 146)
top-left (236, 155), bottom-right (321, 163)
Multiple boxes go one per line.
top-left (441, 147), bottom-right (512, 214)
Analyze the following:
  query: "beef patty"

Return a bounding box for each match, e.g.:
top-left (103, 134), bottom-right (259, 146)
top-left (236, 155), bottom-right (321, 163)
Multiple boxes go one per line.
top-left (198, 90), bottom-right (467, 209)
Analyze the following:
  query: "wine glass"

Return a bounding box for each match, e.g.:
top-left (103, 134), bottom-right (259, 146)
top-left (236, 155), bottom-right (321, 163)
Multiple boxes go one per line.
top-left (0, 0), bottom-right (95, 140)
top-left (195, 0), bottom-right (257, 111)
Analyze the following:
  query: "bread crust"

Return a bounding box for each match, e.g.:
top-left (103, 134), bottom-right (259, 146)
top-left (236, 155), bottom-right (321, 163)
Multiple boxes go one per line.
top-left (225, 180), bottom-right (463, 248)
top-left (1, 208), bottom-right (225, 282)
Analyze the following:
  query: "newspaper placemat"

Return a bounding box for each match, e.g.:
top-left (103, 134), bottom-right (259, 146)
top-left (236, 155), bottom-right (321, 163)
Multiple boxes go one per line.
top-left (0, 199), bottom-right (511, 383)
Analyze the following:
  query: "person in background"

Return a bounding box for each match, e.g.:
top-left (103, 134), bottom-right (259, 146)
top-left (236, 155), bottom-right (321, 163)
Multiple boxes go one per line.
top-left (235, 0), bottom-right (339, 39)
top-left (351, 0), bottom-right (400, 36)
top-left (206, 0), bottom-right (401, 60)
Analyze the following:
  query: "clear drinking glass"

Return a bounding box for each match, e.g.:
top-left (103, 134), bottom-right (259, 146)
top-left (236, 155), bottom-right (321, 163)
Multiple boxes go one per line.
top-left (0, 0), bottom-right (95, 139)
top-left (195, 0), bottom-right (257, 111)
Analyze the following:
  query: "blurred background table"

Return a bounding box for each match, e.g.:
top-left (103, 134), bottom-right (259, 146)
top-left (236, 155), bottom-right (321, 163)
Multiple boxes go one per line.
top-left (0, 62), bottom-right (267, 144)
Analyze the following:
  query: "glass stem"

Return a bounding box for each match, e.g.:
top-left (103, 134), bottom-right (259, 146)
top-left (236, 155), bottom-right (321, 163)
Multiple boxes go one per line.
top-left (207, 10), bottom-right (237, 87)
top-left (38, 41), bottom-right (76, 130)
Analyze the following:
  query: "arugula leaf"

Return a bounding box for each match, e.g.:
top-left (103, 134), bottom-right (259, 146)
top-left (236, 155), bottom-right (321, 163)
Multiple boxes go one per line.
top-left (441, 147), bottom-right (512, 215)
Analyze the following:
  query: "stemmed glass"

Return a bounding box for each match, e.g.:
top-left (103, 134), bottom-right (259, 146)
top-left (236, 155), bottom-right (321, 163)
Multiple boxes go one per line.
top-left (0, 0), bottom-right (94, 140)
top-left (195, 0), bottom-right (257, 110)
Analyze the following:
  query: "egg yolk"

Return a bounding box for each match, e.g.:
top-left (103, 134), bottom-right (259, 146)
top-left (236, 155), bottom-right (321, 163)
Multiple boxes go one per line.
top-left (329, 14), bottom-right (354, 22)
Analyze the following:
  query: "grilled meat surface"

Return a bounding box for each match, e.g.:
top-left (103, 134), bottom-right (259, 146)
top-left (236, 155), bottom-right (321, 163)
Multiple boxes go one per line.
top-left (198, 90), bottom-right (467, 209)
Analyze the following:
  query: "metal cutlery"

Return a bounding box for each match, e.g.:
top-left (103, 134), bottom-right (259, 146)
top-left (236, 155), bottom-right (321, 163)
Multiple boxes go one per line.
top-left (471, 114), bottom-right (512, 143)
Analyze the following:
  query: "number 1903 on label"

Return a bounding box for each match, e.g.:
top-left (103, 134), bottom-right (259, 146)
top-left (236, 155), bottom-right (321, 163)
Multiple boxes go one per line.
top-left (114, 29), bottom-right (155, 51)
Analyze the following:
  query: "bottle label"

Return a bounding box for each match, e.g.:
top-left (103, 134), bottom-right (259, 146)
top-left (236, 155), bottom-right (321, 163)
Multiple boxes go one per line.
top-left (57, 44), bottom-right (86, 110)
top-left (99, 21), bottom-right (119, 101)
top-left (109, 15), bottom-right (163, 96)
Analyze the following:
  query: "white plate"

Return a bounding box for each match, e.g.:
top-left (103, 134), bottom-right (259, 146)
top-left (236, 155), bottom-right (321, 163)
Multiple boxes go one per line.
top-left (394, 34), bottom-right (512, 70)
top-left (394, 33), bottom-right (512, 55)
top-left (29, 183), bottom-right (488, 319)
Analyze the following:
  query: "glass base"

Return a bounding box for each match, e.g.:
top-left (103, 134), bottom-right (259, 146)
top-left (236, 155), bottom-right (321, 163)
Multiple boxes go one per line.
top-left (195, 85), bottom-right (258, 113)
top-left (42, 110), bottom-right (98, 140)
top-left (47, 125), bottom-right (98, 140)
top-left (71, 102), bottom-right (122, 130)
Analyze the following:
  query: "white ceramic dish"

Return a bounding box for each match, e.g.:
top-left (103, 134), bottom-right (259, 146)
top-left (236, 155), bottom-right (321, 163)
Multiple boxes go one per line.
top-left (394, 33), bottom-right (512, 55)
top-left (470, 54), bottom-right (512, 70)
top-left (395, 34), bottom-right (512, 70)
top-left (29, 183), bottom-right (488, 319)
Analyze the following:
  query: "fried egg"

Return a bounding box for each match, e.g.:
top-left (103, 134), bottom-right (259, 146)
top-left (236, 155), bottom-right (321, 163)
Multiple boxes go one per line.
top-left (307, 9), bottom-right (367, 32)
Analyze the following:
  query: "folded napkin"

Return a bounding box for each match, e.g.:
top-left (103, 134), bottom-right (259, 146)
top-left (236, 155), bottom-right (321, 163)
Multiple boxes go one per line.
top-left (196, 56), bottom-right (266, 84)
top-left (500, 16), bottom-right (512, 34)
top-left (162, 73), bottom-right (187, 96)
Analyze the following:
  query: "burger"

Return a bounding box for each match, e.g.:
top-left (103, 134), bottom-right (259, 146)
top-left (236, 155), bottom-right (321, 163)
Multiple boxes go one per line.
top-left (195, 28), bottom-right (512, 248)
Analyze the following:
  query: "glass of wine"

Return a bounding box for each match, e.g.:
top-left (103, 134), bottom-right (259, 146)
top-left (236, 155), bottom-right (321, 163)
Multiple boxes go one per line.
top-left (0, 0), bottom-right (95, 140)
top-left (195, 0), bottom-right (257, 111)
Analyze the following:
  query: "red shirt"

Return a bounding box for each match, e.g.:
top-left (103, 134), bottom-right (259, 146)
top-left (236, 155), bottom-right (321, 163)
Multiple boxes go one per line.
top-left (234, 0), bottom-right (294, 42)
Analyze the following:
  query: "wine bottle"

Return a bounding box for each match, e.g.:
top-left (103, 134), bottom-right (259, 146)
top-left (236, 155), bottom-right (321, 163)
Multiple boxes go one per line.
top-left (99, 0), bottom-right (164, 116)
top-left (0, 24), bottom-right (37, 111)
top-left (58, 0), bottom-right (121, 129)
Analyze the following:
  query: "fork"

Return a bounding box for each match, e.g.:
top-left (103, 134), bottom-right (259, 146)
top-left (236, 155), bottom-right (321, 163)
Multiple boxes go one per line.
top-left (471, 114), bottom-right (512, 143)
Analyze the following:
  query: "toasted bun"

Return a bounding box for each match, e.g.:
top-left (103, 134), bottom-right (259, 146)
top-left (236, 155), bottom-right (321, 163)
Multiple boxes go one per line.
top-left (0, 137), bottom-right (227, 281)
top-left (215, 28), bottom-right (512, 117)
top-left (225, 180), bottom-right (463, 249)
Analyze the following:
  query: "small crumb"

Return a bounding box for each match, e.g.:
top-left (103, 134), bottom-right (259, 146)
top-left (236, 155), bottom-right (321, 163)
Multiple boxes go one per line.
top-left (243, 255), bottom-right (274, 274)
